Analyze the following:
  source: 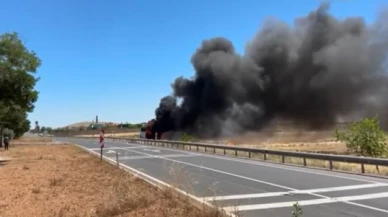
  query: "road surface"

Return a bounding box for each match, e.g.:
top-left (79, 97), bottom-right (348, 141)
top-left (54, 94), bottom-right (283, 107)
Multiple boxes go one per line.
top-left (59, 137), bottom-right (388, 217)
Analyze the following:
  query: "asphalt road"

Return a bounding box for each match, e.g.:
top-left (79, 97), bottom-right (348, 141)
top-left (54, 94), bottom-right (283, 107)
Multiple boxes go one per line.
top-left (59, 137), bottom-right (388, 217)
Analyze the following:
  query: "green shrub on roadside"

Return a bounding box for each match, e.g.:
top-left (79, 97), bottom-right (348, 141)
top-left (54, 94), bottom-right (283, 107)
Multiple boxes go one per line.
top-left (335, 116), bottom-right (387, 157)
top-left (181, 133), bottom-right (194, 142)
top-left (292, 202), bottom-right (303, 217)
top-left (3, 128), bottom-right (14, 140)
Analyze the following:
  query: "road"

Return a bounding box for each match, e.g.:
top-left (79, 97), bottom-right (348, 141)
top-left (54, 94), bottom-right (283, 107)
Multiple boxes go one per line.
top-left (59, 137), bottom-right (388, 217)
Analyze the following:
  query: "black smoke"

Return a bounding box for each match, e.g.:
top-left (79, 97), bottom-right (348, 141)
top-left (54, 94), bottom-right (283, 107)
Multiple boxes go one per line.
top-left (154, 3), bottom-right (388, 138)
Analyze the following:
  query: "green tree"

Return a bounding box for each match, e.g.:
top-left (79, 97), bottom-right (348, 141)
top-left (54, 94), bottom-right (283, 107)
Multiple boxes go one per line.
top-left (0, 32), bottom-right (41, 139)
top-left (45, 127), bottom-right (53, 133)
top-left (40, 126), bottom-right (46, 133)
top-left (335, 116), bottom-right (387, 157)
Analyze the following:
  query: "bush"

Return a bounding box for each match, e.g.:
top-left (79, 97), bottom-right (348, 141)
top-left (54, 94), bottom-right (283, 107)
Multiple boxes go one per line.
top-left (292, 202), bottom-right (303, 217)
top-left (181, 133), bottom-right (194, 142)
top-left (3, 128), bottom-right (15, 139)
top-left (335, 116), bottom-right (387, 157)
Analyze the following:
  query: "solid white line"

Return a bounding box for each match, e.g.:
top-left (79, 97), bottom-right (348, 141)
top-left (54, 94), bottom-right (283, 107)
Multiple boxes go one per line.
top-left (202, 183), bottom-right (388, 201)
top-left (82, 139), bottom-right (388, 214)
top-left (89, 147), bottom-right (123, 150)
top-left (110, 143), bottom-right (388, 214)
top-left (124, 140), bottom-right (384, 185)
top-left (223, 192), bottom-right (388, 212)
top-left (73, 143), bottom-right (236, 217)
top-left (117, 154), bottom-right (200, 160)
top-left (112, 147), bottom-right (299, 191)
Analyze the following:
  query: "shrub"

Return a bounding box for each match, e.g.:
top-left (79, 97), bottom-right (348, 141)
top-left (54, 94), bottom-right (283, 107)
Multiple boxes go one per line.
top-left (181, 133), bottom-right (194, 142)
top-left (335, 116), bottom-right (387, 157)
top-left (292, 202), bottom-right (303, 217)
top-left (3, 128), bottom-right (15, 139)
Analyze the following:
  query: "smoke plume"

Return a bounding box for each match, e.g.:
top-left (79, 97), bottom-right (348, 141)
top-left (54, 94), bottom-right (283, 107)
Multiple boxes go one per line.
top-left (153, 3), bottom-right (388, 138)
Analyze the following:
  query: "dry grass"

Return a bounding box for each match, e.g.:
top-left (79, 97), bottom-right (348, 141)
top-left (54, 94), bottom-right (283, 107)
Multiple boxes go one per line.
top-left (0, 138), bottom-right (230, 217)
top-left (214, 130), bottom-right (350, 154)
top-left (175, 144), bottom-right (388, 176)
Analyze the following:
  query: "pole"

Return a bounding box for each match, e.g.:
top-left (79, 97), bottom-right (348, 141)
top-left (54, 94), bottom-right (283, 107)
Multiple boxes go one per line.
top-left (0, 125), bottom-right (3, 148)
top-left (99, 128), bottom-right (105, 161)
top-left (116, 151), bottom-right (119, 167)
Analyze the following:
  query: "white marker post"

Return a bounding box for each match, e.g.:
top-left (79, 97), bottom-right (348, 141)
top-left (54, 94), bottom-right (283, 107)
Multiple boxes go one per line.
top-left (99, 129), bottom-right (104, 161)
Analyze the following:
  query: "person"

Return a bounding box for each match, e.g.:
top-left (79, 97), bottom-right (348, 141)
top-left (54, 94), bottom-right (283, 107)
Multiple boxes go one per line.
top-left (4, 136), bottom-right (9, 151)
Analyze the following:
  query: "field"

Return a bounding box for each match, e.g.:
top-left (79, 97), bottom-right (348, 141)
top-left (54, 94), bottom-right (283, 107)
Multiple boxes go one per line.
top-left (224, 130), bottom-right (349, 154)
top-left (0, 137), bottom-right (227, 217)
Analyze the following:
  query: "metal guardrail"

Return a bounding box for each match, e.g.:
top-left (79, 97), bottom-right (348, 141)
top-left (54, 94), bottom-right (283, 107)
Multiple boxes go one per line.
top-left (105, 137), bottom-right (388, 175)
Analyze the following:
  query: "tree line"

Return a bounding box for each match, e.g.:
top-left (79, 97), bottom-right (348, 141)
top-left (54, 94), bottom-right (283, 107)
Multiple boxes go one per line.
top-left (0, 32), bottom-right (41, 141)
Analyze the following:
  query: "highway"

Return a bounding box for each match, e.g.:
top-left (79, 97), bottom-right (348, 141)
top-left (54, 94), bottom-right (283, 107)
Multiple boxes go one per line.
top-left (60, 137), bottom-right (388, 217)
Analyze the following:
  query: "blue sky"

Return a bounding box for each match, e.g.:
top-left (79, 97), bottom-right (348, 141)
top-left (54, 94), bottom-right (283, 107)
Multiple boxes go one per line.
top-left (0, 0), bottom-right (385, 128)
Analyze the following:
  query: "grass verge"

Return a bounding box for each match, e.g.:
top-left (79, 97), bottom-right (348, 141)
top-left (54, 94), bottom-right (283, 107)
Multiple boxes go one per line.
top-left (0, 137), bottom-right (231, 217)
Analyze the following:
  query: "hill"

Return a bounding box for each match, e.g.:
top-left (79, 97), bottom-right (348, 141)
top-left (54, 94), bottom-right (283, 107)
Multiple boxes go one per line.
top-left (62, 121), bottom-right (119, 129)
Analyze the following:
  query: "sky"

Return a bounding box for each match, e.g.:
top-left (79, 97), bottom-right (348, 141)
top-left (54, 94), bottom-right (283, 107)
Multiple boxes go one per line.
top-left (0, 0), bottom-right (386, 128)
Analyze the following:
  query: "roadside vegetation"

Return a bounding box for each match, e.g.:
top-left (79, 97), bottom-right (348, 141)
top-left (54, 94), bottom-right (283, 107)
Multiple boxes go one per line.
top-left (0, 32), bottom-right (41, 139)
top-left (335, 116), bottom-right (387, 158)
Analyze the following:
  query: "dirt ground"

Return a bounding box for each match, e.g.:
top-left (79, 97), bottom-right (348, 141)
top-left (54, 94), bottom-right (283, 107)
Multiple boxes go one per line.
top-left (0, 137), bottom-right (227, 217)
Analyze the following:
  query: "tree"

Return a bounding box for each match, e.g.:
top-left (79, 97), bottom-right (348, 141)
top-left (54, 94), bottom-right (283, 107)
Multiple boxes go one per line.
top-left (335, 116), bottom-right (387, 157)
top-left (0, 32), bottom-right (41, 140)
top-left (45, 127), bottom-right (53, 134)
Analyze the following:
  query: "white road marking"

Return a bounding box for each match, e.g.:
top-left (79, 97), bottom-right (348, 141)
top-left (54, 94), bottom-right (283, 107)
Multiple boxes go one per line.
top-left (123, 140), bottom-right (385, 185)
top-left (113, 147), bottom-right (300, 191)
top-left (223, 192), bottom-right (388, 212)
top-left (89, 147), bottom-right (122, 151)
top-left (202, 183), bottom-right (388, 201)
top-left (73, 143), bottom-right (236, 217)
top-left (117, 154), bottom-right (200, 160)
top-left (109, 144), bottom-right (388, 214)
top-left (74, 139), bottom-right (388, 214)
top-left (106, 150), bottom-right (118, 154)
top-left (143, 148), bottom-right (161, 153)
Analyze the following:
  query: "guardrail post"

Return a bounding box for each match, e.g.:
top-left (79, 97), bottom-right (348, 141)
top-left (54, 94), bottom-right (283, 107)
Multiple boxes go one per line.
top-left (235, 150), bottom-right (238, 156)
top-left (329, 160), bottom-right (333, 170)
top-left (264, 152), bottom-right (267, 161)
top-left (361, 164), bottom-right (365, 173)
top-left (213, 147), bottom-right (216, 153)
top-left (189, 145), bottom-right (191, 150)
top-left (303, 158), bottom-right (307, 166)
top-left (282, 155), bottom-right (285, 163)
top-left (205, 146), bottom-right (207, 152)
top-left (249, 152), bottom-right (251, 158)
top-left (197, 145), bottom-right (199, 151)
top-left (224, 149), bottom-right (226, 155)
